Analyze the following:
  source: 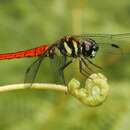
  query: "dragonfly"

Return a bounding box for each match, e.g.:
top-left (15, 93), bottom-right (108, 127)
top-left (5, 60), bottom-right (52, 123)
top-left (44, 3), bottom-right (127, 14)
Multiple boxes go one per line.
top-left (0, 33), bottom-right (130, 85)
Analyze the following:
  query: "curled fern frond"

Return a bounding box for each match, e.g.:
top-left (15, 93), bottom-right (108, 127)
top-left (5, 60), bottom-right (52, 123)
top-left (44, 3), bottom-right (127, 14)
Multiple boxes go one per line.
top-left (68, 73), bottom-right (109, 107)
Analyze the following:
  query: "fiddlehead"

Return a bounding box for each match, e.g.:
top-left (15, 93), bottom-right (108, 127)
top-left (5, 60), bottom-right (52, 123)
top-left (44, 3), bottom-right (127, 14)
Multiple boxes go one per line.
top-left (68, 73), bottom-right (109, 107)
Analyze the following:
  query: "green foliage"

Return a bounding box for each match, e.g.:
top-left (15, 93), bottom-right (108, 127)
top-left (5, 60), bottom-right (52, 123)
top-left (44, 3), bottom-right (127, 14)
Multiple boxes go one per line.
top-left (0, 0), bottom-right (130, 130)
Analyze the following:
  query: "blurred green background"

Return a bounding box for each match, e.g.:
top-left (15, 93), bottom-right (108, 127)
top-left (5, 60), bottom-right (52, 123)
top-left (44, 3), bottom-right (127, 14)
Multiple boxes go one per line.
top-left (0, 0), bottom-right (130, 130)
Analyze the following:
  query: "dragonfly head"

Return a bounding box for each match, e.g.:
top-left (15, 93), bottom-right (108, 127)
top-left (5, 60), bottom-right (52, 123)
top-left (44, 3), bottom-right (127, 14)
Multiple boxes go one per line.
top-left (81, 39), bottom-right (99, 58)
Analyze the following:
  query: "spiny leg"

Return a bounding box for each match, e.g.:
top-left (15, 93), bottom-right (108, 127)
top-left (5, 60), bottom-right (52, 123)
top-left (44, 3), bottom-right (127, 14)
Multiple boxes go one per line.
top-left (59, 56), bottom-right (73, 85)
top-left (59, 56), bottom-right (66, 84)
top-left (79, 60), bottom-right (87, 76)
top-left (79, 60), bottom-right (90, 77)
top-left (81, 57), bottom-right (94, 73)
top-left (85, 57), bottom-right (103, 70)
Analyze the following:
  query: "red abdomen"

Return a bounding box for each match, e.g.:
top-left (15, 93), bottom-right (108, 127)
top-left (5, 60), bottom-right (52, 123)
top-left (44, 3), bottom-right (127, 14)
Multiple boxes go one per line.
top-left (0, 45), bottom-right (49, 60)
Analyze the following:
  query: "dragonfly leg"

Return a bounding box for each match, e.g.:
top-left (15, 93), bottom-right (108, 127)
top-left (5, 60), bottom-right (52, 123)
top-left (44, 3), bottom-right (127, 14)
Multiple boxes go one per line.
top-left (85, 57), bottom-right (103, 70)
top-left (81, 57), bottom-right (94, 73)
top-left (79, 60), bottom-right (90, 77)
top-left (59, 56), bottom-right (73, 85)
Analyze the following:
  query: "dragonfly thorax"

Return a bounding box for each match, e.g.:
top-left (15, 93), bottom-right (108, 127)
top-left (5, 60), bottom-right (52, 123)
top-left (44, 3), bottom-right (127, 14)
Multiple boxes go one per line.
top-left (81, 39), bottom-right (99, 58)
top-left (58, 36), bottom-right (99, 59)
top-left (58, 36), bottom-right (81, 57)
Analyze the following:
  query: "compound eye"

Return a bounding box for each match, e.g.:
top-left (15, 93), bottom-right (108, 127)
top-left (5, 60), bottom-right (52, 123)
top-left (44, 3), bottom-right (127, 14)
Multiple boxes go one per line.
top-left (84, 41), bottom-right (92, 51)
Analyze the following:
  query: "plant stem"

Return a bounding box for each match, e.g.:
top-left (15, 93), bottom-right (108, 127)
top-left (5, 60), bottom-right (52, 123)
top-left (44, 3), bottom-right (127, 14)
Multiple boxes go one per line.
top-left (0, 73), bottom-right (109, 107)
top-left (0, 83), bottom-right (67, 93)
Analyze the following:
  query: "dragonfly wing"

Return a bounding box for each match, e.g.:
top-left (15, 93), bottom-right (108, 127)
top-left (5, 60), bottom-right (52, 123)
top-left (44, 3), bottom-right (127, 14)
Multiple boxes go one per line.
top-left (73, 33), bottom-right (130, 39)
top-left (24, 40), bottom-right (61, 85)
top-left (24, 55), bottom-right (45, 85)
top-left (72, 33), bottom-right (130, 76)
top-left (73, 33), bottom-right (130, 55)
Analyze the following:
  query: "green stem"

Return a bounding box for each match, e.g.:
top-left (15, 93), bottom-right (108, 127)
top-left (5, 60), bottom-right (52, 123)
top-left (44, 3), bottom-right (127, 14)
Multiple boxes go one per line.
top-left (0, 73), bottom-right (109, 107)
top-left (0, 83), bottom-right (67, 92)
